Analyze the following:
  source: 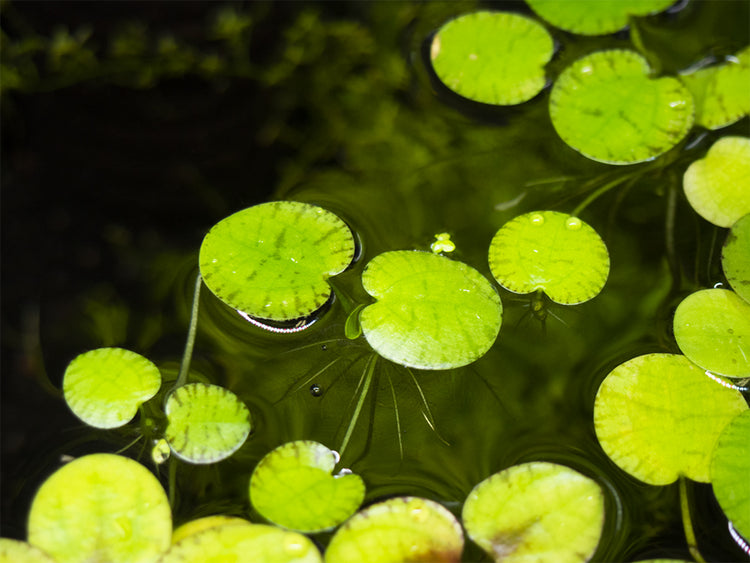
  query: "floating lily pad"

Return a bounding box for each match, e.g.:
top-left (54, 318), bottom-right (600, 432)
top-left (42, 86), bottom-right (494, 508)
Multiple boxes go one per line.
top-left (199, 201), bottom-right (355, 321)
top-left (0, 539), bottom-right (56, 563)
top-left (681, 47), bottom-right (750, 130)
top-left (549, 50), bottom-right (694, 164)
top-left (594, 353), bottom-right (748, 485)
top-left (673, 288), bottom-right (750, 378)
top-left (249, 441), bottom-right (365, 533)
top-left (27, 453), bottom-right (172, 563)
top-left (430, 11), bottom-right (554, 105)
top-left (359, 250), bottom-right (502, 370)
top-left (488, 211), bottom-right (609, 304)
top-left (462, 462), bottom-right (605, 563)
top-left (162, 522), bottom-right (321, 563)
top-left (723, 213), bottom-right (750, 303)
top-left (172, 515), bottom-right (250, 544)
top-left (683, 136), bottom-right (750, 228)
top-left (526, 0), bottom-right (675, 35)
top-left (325, 497), bottom-right (464, 563)
top-left (164, 382), bottom-right (252, 464)
top-left (62, 347), bottom-right (161, 429)
top-left (711, 410), bottom-right (750, 540)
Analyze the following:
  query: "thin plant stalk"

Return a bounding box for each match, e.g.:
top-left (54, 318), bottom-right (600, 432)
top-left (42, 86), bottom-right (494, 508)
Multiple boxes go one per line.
top-left (338, 355), bottom-right (377, 461)
top-left (679, 476), bottom-right (706, 563)
top-left (173, 273), bottom-right (203, 393)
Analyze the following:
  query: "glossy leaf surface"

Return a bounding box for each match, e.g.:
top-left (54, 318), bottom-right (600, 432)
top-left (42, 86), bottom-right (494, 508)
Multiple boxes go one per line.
top-left (171, 516), bottom-right (250, 545)
top-left (723, 213), bottom-right (750, 303)
top-left (527, 0), bottom-right (675, 35)
top-left (711, 410), bottom-right (750, 539)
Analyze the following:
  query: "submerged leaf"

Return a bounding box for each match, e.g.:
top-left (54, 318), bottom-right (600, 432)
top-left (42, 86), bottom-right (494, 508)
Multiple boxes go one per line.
top-left (549, 50), bottom-right (694, 164)
top-left (594, 354), bottom-right (747, 485)
top-left (489, 211), bottom-right (609, 304)
top-left (722, 213), bottom-right (750, 303)
top-left (711, 410), bottom-right (750, 540)
top-left (527, 0), bottom-right (675, 35)
top-left (359, 250), bottom-right (502, 370)
top-left (430, 11), bottom-right (554, 106)
top-left (249, 441), bottom-right (364, 533)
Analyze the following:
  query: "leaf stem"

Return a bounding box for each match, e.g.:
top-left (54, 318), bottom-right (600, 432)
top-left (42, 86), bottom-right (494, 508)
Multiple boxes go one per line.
top-left (173, 273), bottom-right (203, 392)
top-left (679, 476), bottom-right (706, 563)
top-left (571, 170), bottom-right (643, 217)
top-left (338, 355), bottom-right (377, 462)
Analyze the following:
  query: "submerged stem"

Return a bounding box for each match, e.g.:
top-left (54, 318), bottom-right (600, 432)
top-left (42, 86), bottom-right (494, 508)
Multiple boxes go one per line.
top-left (338, 355), bottom-right (377, 461)
top-left (679, 476), bottom-right (706, 563)
top-left (386, 371), bottom-right (404, 462)
top-left (571, 169), bottom-right (643, 217)
top-left (173, 273), bottom-right (203, 393)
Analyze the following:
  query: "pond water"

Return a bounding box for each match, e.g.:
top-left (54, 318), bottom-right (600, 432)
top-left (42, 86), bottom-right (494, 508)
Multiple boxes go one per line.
top-left (2, 1), bottom-right (748, 560)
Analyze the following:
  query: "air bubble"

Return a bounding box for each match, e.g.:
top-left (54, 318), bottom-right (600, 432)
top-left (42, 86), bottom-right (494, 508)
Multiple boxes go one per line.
top-left (411, 507), bottom-right (427, 522)
top-left (310, 384), bottom-right (323, 397)
top-left (565, 217), bottom-right (582, 230)
top-left (530, 213), bottom-right (545, 225)
top-left (283, 535), bottom-right (307, 555)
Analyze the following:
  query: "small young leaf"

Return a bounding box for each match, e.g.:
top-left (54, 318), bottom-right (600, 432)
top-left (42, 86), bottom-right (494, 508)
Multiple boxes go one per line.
top-left (27, 454), bottom-right (172, 563)
top-left (199, 201), bottom-right (355, 321)
top-left (711, 410), bottom-right (750, 540)
top-left (673, 288), bottom-right (750, 378)
top-left (489, 211), bottom-right (609, 304)
top-left (722, 213), bottom-right (750, 303)
top-left (249, 441), bottom-right (364, 533)
top-left (462, 462), bottom-right (605, 563)
top-left (164, 383), bottom-right (252, 464)
top-left (325, 497), bottom-right (464, 563)
top-left (683, 136), bottom-right (750, 228)
top-left (430, 11), bottom-right (554, 106)
top-left (359, 250), bottom-right (502, 370)
top-left (63, 347), bottom-right (161, 429)
top-left (594, 354), bottom-right (748, 485)
top-left (550, 50), bottom-right (694, 164)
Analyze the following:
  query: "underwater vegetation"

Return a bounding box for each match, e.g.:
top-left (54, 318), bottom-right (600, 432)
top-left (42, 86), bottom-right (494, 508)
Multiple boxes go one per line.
top-left (1, 0), bottom-right (749, 561)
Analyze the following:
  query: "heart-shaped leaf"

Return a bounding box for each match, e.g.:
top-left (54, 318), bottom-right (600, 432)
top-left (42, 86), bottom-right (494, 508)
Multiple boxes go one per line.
top-left (462, 462), bottom-right (605, 563)
top-left (27, 454), bottom-right (172, 563)
top-left (550, 50), bottom-right (694, 164)
top-left (489, 211), bottom-right (609, 304)
top-left (673, 288), bottom-right (750, 378)
top-left (594, 353), bottom-right (748, 485)
top-left (199, 201), bottom-right (355, 322)
top-left (162, 522), bottom-right (321, 563)
top-left (359, 250), bottom-right (502, 370)
top-left (325, 497), bottom-right (464, 563)
top-left (62, 347), bottom-right (161, 429)
top-left (722, 213), bottom-right (750, 303)
top-left (249, 441), bottom-right (364, 533)
top-left (683, 136), bottom-right (750, 228)
top-left (164, 383), bottom-right (252, 464)
top-left (430, 11), bottom-right (554, 106)
top-left (711, 410), bottom-right (750, 540)
top-left (527, 0), bottom-right (675, 35)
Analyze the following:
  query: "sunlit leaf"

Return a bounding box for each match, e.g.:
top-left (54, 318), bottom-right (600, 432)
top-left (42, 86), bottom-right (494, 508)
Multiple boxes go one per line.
top-left (249, 441), bottom-right (364, 533)
top-left (526, 0), bottom-right (675, 35)
top-left (359, 250), bottom-right (502, 370)
top-left (549, 50), bottom-right (694, 164)
top-left (164, 383), bottom-right (252, 464)
top-left (594, 353), bottom-right (748, 485)
top-left (27, 454), bottom-right (172, 563)
top-left (325, 497), bottom-right (463, 563)
top-left (430, 11), bottom-right (554, 105)
top-left (199, 201), bottom-right (355, 321)
top-left (62, 347), bottom-right (161, 429)
top-left (683, 136), bottom-right (750, 228)
top-left (488, 211), bottom-right (609, 304)
top-left (462, 462), bottom-right (604, 563)
top-left (171, 515), bottom-right (250, 545)
top-left (711, 410), bottom-right (750, 540)
top-left (722, 213), bottom-right (750, 303)
top-left (673, 288), bottom-right (750, 378)
top-left (0, 539), bottom-right (56, 563)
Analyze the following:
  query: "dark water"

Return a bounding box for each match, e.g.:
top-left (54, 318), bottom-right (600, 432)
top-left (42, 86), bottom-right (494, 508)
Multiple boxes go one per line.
top-left (2, 1), bottom-right (748, 560)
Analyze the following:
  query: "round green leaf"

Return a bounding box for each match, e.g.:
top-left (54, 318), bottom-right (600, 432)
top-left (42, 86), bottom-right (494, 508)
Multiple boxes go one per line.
top-left (172, 515), bottom-right (250, 545)
top-left (325, 497), bottom-right (464, 563)
top-left (594, 353), bottom-right (748, 485)
top-left (462, 462), bottom-right (604, 563)
top-left (199, 201), bottom-right (355, 321)
top-left (711, 410), bottom-right (750, 539)
top-left (359, 250), bottom-right (502, 370)
top-left (723, 213), bottom-right (750, 303)
top-left (162, 522), bottom-right (321, 563)
top-left (63, 347), bottom-right (161, 429)
top-left (673, 288), bottom-right (750, 378)
top-left (164, 383), bottom-right (252, 464)
top-left (549, 50), bottom-right (694, 164)
top-left (488, 211), bottom-right (609, 304)
top-left (249, 441), bottom-right (365, 533)
top-left (681, 47), bottom-right (750, 130)
top-left (526, 0), bottom-right (675, 35)
top-left (430, 11), bottom-right (554, 106)
top-left (683, 136), bottom-right (750, 228)
top-left (27, 453), bottom-right (172, 563)
top-left (0, 539), bottom-right (56, 563)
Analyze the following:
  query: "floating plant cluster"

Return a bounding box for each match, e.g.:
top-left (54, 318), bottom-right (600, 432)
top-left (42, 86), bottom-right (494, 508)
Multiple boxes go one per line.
top-left (2, 1), bottom-right (749, 562)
